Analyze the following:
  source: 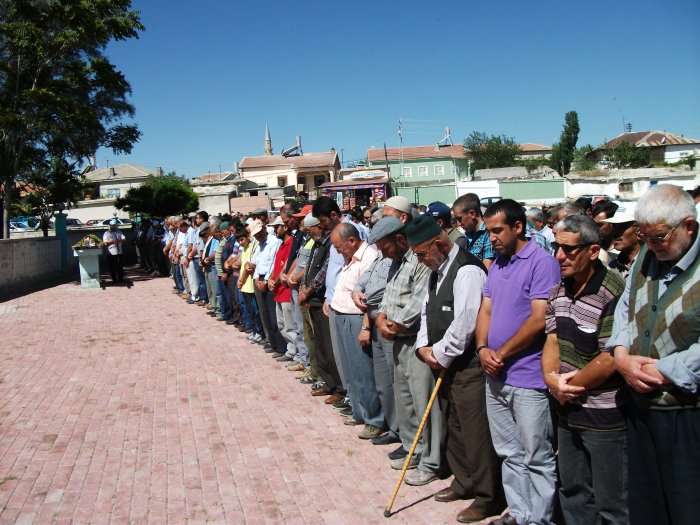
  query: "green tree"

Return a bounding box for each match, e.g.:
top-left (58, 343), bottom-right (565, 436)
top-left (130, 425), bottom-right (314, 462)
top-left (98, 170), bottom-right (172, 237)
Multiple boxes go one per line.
top-left (550, 111), bottom-right (580, 175)
top-left (21, 157), bottom-right (89, 235)
top-left (0, 0), bottom-right (143, 238)
top-left (464, 132), bottom-right (521, 174)
top-left (115, 174), bottom-right (198, 218)
top-left (606, 141), bottom-right (650, 169)
top-left (571, 145), bottom-right (597, 172)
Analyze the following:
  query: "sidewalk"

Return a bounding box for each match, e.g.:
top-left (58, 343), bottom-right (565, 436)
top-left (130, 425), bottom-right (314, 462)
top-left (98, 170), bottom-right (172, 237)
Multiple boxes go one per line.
top-left (0, 269), bottom-right (501, 524)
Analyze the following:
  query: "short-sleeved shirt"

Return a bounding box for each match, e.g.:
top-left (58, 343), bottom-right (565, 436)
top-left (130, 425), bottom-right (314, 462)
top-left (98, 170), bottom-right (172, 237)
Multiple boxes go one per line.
top-left (240, 243), bottom-right (255, 294)
top-left (103, 229), bottom-right (125, 255)
top-left (466, 221), bottom-right (494, 261)
top-left (484, 240), bottom-right (560, 389)
top-left (271, 236), bottom-right (293, 303)
top-left (546, 262), bottom-right (626, 430)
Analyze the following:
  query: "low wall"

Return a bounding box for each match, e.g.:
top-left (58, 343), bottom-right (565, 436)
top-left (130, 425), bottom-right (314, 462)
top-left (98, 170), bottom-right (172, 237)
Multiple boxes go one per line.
top-left (0, 227), bottom-right (138, 300)
top-left (0, 237), bottom-right (64, 299)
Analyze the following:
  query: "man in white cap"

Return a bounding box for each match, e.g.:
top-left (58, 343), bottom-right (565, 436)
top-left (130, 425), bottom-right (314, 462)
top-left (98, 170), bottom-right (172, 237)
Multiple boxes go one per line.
top-left (382, 196), bottom-right (413, 223)
top-left (103, 219), bottom-right (126, 283)
top-left (603, 204), bottom-right (642, 279)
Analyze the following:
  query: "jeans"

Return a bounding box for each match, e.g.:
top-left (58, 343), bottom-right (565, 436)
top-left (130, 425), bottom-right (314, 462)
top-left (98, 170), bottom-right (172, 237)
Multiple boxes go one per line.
top-left (242, 292), bottom-right (263, 335)
top-left (558, 419), bottom-right (628, 525)
top-left (193, 260), bottom-right (208, 302)
top-left (216, 277), bottom-right (232, 320)
top-left (485, 377), bottom-right (557, 525)
top-left (172, 262), bottom-right (184, 293)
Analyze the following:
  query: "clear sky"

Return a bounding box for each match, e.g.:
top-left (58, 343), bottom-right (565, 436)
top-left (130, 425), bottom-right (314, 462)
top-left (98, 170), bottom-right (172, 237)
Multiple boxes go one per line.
top-left (98, 0), bottom-right (700, 178)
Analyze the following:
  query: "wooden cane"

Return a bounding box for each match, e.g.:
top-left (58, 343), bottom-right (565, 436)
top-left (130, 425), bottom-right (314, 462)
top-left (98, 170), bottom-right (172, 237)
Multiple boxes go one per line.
top-left (384, 368), bottom-right (446, 517)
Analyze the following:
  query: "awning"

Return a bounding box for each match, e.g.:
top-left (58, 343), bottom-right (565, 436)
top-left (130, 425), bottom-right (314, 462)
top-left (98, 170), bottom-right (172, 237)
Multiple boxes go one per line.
top-left (319, 176), bottom-right (389, 190)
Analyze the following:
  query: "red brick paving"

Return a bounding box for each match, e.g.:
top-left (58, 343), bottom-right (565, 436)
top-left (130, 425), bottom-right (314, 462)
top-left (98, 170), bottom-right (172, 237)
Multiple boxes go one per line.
top-left (0, 269), bottom-right (503, 524)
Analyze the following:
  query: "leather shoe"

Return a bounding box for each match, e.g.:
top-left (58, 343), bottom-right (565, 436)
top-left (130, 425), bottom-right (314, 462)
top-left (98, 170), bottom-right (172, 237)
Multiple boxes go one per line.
top-left (387, 445), bottom-right (408, 460)
top-left (311, 388), bottom-right (330, 397)
top-left (324, 394), bottom-right (344, 405)
top-left (434, 487), bottom-right (466, 503)
top-left (488, 513), bottom-right (519, 525)
top-left (371, 433), bottom-right (401, 446)
top-left (457, 506), bottom-right (490, 523)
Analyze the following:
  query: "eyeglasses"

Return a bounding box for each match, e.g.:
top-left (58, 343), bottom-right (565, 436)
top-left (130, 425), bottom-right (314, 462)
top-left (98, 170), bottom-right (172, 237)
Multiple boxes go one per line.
top-left (635, 225), bottom-right (677, 245)
top-left (551, 242), bottom-right (591, 255)
top-left (413, 238), bottom-right (436, 258)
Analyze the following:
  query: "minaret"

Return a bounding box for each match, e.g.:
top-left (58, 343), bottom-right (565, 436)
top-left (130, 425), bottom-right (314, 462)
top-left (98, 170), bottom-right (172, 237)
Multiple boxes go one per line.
top-left (264, 122), bottom-right (273, 156)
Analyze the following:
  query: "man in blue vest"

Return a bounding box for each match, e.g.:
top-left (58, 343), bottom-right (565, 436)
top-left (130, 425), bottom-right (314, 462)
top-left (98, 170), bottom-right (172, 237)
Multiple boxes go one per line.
top-left (410, 215), bottom-right (505, 523)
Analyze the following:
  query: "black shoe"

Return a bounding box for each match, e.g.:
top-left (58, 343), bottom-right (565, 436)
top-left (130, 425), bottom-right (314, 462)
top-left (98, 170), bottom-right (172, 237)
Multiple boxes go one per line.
top-left (372, 433), bottom-right (401, 446)
top-left (387, 445), bottom-right (408, 461)
top-left (225, 319), bottom-right (236, 325)
top-left (332, 397), bottom-right (350, 410)
top-left (339, 406), bottom-right (353, 417)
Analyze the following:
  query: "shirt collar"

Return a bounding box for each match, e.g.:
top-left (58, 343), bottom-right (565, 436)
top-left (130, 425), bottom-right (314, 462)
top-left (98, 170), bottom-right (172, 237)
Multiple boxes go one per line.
top-left (512, 239), bottom-right (538, 260)
top-left (562, 259), bottom-right (606, 298)
top-left (437, 243), bottom-right (460, 279)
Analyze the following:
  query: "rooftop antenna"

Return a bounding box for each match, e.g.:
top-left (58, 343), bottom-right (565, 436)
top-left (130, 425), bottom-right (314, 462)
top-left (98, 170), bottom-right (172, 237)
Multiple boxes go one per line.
top-left (436, 126), bottom-right (454, 147)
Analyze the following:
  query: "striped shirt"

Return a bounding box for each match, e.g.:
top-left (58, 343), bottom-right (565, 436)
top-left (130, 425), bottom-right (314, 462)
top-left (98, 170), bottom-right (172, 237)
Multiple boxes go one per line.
top-left (465, 221), bottom-right (494, 261)
top-left (545, 261), bottom-right (627, 430)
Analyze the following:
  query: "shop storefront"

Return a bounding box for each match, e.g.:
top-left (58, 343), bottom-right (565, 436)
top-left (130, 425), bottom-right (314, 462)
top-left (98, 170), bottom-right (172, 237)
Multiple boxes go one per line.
top-left (318, 171), bottom-right (391, 210)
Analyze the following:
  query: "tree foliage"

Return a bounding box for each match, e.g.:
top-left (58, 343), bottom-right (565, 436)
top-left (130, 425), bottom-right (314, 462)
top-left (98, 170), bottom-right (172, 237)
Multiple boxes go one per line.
top-left (550, 111), bottom-right (580, 175)
top-left (0, 0), bottom-right (143, 237)
top-left (464, 132), bottom-right (521, 174)
top-left (571, 145), bottom-right (597, 172)
top-left (115, 174), bottom-right (198, 218)
top-left (606, 141), bottom-right (650, 169)
top-left (21, 157), bottom-right (89, 235)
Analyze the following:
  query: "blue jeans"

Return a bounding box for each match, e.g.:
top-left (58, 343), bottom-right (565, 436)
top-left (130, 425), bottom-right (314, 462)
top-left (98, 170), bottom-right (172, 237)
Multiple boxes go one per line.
top-left (193, 260), bottom-right (208, 302)
top-left (216, 277), bottom-right (232, 320)
top-left (234, 285), bottom-right (251, 328)
top-left (243, 292), bottom-right (263, 335)
top-left (558, 419), bottom-right (629, 525)
top-left (172, 262), bottom-right (184, 293)
top-left (485, 377), bottom-right (557, 525)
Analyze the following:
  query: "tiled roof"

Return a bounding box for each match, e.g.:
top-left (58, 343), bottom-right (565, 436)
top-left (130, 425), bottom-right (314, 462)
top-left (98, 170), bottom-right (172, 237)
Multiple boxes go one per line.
top-left (519, 143), bottom-right (552, 152)
top-left (85, 163), bottom-right (153, 182)
top-left (601, 131), bottom-right (700, 149)
top-left (239, 151), bottom-right (339, 170)
top-left (367, 144), bottom-right (466, 162)
top-left (190, 172), bottom-right (239, 183)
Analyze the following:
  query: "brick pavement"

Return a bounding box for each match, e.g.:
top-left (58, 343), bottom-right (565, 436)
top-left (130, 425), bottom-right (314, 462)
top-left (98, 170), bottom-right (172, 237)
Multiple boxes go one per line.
top-left (0, 269), bottom-right (504, 524)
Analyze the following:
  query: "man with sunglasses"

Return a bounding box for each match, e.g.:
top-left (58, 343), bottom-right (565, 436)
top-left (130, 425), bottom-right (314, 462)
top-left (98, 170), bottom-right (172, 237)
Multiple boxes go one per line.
top-left (541, 215), bottom-right (628, 525)
top-left (607, 184), bottom-right (700, 525)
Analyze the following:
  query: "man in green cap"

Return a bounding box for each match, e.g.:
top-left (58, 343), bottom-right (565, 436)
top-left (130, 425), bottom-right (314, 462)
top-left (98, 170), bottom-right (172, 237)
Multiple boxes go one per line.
top-left (410, 214), bottom-right (506, 523)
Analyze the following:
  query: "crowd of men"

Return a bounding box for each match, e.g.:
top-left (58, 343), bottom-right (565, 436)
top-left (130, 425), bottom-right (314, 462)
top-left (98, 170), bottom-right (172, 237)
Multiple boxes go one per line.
top-left (132, 184), bottom-right (699, 525)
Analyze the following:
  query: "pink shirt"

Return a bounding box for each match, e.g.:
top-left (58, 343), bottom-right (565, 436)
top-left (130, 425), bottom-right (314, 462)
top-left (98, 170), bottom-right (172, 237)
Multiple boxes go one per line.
top-left (331, 242), bottom-right (377, 314)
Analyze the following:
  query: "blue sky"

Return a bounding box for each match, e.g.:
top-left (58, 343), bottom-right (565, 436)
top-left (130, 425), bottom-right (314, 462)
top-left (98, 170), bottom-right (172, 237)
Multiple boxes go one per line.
top-left (98, 0), bottom-right (700, 177)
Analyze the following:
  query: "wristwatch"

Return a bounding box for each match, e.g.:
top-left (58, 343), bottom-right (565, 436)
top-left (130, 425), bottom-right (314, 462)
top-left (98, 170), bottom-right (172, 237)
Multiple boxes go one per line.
top-left (361, 325), bottom-right (371, 332)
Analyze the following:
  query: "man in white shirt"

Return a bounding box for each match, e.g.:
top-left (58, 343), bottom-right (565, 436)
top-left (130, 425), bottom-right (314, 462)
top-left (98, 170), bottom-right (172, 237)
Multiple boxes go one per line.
top-left (103, 219), bottom-right (126, 283)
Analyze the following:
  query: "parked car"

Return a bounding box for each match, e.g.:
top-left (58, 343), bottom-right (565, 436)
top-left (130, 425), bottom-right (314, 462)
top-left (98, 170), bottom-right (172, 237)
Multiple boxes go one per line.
top-left (9, 221), bottom-right (31, 232)
top-left (100, 218), bottom-right (131, 226)
top-left (85, 219), bottom-right (103, 226)
top-left (65, 218), bottom-right (84, 227)
top-left (480, 196), bottom-right (503, 207)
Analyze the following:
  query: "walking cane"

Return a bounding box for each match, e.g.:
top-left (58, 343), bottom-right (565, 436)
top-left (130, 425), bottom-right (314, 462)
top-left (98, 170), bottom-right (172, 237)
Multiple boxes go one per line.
top-left (384, 368), bottom-right (446, 518)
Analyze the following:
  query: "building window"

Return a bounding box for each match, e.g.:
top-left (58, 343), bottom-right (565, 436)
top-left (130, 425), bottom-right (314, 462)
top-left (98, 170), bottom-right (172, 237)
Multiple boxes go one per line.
top-left (418, 166), bottom-right (428, 177)
top-left (434, 165), bottom-right (444, 178)
top-left (402, 167), bottom-right (412, 178)
top-left (619, 182), bottom-right (633, 192)
top-left (277, 176), bottom-right (287, 187)
top-left (106, 188), bottom-right (121, 199)
top-left (451, 165), bottom-right (458, 175)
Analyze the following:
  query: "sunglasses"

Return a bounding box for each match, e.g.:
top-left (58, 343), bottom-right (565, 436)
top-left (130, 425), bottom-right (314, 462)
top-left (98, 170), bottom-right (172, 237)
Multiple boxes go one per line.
top-left (551, 242), bottom-right (591, 255)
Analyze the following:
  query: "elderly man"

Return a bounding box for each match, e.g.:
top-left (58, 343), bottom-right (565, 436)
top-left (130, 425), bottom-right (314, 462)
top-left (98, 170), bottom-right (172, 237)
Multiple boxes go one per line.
top-left (425, 201), bottom-right (469, 251)
top-left (526, 207), bottom-right (554, 245)
top-left (475, 199), bottom-right (560, 525)
top-left (330, 223), bottom-right (384, 439)
top-left (373, 217), bottom-right (443, 486)
top-left (382, 195), bottom-right (413, 223)
top-left (103, 219), bottom-right (126, 283)
top-left (541, 214), bottom-right (628, 525)
top-left (452, 193), bottom-right (494, 269)
top-left (411, 215), bottom-right (505, 523)
top-left (608, 184), bottom-right (700, 525)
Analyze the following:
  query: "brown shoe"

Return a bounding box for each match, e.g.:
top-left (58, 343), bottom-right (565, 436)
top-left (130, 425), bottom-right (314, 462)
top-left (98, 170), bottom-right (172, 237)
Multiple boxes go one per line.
top-left (434, 487), bottom-right (466, 503)
top-left (456, 506), bottom-right (490, 523)
top-left (311, 388), bottom-right (330, 397)
top-left (179, 293), bottom-right (189, 299)
top-left (324, 394), bottom-right (344, 405)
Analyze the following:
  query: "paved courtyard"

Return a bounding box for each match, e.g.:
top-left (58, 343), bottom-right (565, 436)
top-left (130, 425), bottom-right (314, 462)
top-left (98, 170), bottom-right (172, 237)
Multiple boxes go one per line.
top-left (0, 269), bottom-right (502, 524)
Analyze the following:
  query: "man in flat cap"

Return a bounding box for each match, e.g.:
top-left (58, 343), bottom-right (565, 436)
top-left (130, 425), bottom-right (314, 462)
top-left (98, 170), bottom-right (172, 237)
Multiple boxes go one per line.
top-left (410, 215), bottom-right (505, 523)
top-left (373, 217), bottom-right (442, 485)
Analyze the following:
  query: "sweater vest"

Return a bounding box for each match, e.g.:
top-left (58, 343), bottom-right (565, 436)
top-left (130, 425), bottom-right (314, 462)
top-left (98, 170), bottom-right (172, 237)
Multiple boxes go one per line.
top-left (628, 242), bottom-right (700, 409)
top-left (425, 249), bottom-right (486, 370)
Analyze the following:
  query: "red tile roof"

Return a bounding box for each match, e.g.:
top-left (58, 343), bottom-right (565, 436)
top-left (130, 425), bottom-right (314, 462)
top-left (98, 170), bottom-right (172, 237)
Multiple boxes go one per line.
top-left (240, 151), bottom-right (339, 170)
top-left (519, 143), bottom-right (552, 152)
top-left (367, 144), bottom-right (466, 162)
top-left (602, 131), bottom-right (700, 149)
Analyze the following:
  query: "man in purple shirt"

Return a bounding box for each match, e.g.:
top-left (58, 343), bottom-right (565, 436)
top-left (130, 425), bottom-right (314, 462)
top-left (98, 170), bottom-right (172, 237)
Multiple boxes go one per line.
top-left (475, 199), bottom-right (560, 525)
